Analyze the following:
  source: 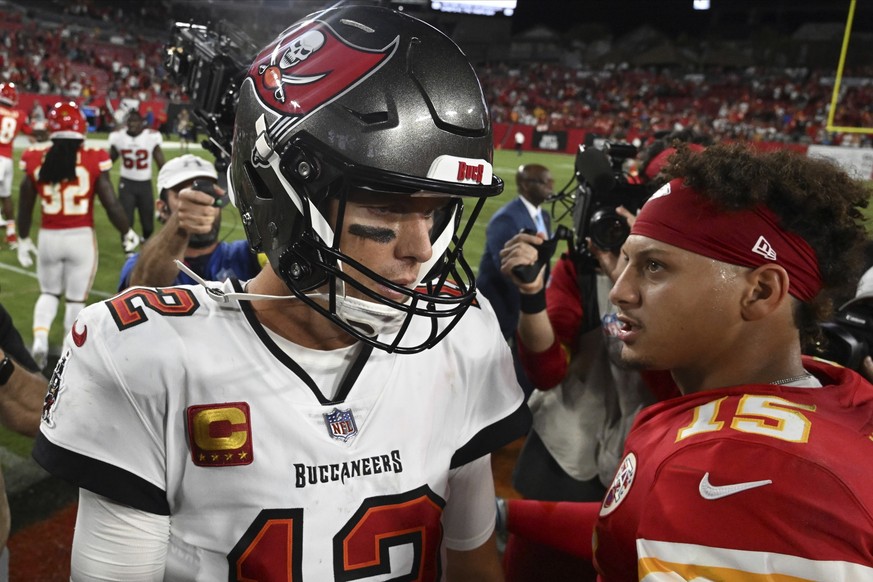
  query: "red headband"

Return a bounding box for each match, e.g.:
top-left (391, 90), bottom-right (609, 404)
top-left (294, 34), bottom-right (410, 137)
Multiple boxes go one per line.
top-left (631, 178), bottom-right (822, 301)
top-left (643, 144), bottom-right (704, 182)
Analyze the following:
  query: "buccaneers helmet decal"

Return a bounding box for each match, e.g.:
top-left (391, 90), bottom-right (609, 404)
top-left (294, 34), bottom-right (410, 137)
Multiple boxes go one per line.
top-left (249, 20), bottom-right (398, 117)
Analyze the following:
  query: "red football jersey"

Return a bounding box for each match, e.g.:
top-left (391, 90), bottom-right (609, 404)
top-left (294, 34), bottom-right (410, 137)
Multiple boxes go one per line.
top-left (20, 146), bottom-right (112, 230)
top-left (0, 105), bottom-right (23, 159)
top-left (594, 357), bottom-right (873, 581)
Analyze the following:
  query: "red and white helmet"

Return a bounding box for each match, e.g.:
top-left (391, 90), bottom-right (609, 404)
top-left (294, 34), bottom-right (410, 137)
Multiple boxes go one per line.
top-left (47, 101), bottom-right (86, 139)
top-left (0, 82), bottom-right (17, 107)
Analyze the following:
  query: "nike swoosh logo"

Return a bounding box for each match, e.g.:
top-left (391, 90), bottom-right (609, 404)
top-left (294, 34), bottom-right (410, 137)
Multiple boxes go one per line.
top-left (72, 321), bottom-right (87, 347)
top-left (699, 472), bottom-right (772, 500)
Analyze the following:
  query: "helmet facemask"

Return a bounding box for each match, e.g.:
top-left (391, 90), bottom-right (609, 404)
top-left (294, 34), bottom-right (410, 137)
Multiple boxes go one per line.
top-left (229, 126), bottom-right (492, 353)
top-left (228, 5), bottom-right (503, 353)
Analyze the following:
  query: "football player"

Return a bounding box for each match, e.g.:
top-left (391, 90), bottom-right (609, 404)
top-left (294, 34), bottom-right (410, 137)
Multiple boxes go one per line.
top-left (17, 101), bottom-right (139, 369)
top-left (0, 82), bottom-right (23, 247)
top-left (108, 108), bottom-right (166, 242)
top-left (34, 7), bottom-right (530, 581)
top-left (500, 143), bottom-right (873, 580)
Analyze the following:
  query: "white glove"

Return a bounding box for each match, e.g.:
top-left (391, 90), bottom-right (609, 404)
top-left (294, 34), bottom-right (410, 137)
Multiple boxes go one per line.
top-left (17, 237), bottom-right (37, 268)
top-left (122, 229), bottom-right (141, 254)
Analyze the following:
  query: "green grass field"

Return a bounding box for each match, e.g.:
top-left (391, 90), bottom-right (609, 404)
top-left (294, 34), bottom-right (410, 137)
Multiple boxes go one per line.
top-left (0, 139), bottom-right (575, 458)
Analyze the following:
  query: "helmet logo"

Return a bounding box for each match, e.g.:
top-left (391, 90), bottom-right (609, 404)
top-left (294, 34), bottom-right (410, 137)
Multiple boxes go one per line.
top-left (258, 30), bottom-right (327, 103)
top-left (250, 21), bottom-right (397, 116)
top-left (457, 161), bottom-right (485, 184)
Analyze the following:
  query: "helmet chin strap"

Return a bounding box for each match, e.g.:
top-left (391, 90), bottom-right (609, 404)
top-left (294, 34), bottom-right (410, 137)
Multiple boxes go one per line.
top-left (175, 260), bottom-right (408, 338)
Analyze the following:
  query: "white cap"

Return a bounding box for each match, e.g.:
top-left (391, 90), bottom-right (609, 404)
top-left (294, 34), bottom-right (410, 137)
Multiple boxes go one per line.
top-left (157, 154), bottom-right (218, 191)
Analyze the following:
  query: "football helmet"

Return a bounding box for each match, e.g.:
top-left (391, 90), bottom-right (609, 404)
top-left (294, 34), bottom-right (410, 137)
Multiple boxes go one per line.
top-left (47, 101), bottom-right (87, 139)
top-left (228, 5), bottom-right (503, 353)
top-left (0, 82), bottom-right (17, 107)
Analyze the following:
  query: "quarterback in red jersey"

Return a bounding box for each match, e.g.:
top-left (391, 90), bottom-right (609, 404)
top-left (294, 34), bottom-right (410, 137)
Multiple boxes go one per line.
top-left (17, 101), bottom-right (139, 368)
top-left (592, 143), bottom-right (873, 580)
top-left (498, 144), bottom-right (873, 581)
top-left (0, 82), bottom-right (23, 247)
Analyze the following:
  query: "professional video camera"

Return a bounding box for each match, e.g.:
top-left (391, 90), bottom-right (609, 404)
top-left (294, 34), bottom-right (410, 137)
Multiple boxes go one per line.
top-left (812, 294), bottom-right (873, 372)
top-left (570, 141), bottom-right (651, 253)
top-left (511, 141), bottom-right (652, 283)
top-left (164, 22), bottom-right (259, 170)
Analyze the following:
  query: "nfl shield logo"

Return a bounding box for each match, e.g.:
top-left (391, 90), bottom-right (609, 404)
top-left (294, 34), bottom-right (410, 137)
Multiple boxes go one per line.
top-left (324, 407), bottom-right (358, 442)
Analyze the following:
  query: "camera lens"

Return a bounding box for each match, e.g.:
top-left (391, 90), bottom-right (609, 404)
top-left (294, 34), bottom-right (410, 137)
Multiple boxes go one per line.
top-left (589, 209), bottom-right (630, 251)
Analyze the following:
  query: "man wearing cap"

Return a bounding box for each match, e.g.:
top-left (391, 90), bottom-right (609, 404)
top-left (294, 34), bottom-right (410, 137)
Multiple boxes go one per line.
top-left (500, 142), bottom-right (873, 580)
top-left (118, 154), bottom-right (260, 289)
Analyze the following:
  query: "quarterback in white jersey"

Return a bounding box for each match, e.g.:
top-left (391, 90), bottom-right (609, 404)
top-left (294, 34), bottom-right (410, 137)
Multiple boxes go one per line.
top-left (34, 6), bottom-right (529, 581)
top-left (37, 279), bottom-right (527, 579)
top-left (108, 109), bottom-right (165, 240)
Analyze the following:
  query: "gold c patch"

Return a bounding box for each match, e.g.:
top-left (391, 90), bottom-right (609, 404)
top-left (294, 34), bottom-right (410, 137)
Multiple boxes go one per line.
top-left (187, 402), bottom-right (254, 467)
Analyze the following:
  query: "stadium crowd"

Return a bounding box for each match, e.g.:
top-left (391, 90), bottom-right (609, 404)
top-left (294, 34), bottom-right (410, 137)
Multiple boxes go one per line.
top-left (0, 4), bottom-right (870, 146)
top-left (479, 61), bottom-right (873, 146)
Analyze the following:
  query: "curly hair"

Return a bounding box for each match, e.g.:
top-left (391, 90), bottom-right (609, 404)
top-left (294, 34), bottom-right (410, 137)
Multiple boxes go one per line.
top-left (662, 142), bottom-right (870, 349)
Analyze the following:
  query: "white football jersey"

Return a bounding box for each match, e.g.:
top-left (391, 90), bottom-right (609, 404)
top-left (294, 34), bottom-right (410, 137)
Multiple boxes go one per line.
top-left (108, 129), bottom-right (163, 181)
top-left (35, 279), bottom-right (528, 580)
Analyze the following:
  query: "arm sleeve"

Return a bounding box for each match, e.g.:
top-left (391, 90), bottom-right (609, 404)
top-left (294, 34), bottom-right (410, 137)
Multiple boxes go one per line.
top-left (448, 302), bottom-right (531, 469)
top-left (71, 488), bottom-right (169, 581)
top-left (507, 499), bottom-right (599, 560)
top-left (516, 256), bottom-right (582, 388)
top-left (33, 304), bottom-right (170, 514)
top-left (442, 455), bottom-right (497, 551)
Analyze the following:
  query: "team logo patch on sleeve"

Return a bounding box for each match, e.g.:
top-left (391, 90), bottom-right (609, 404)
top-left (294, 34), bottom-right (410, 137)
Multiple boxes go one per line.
top-left (41, 350), bottom-right (70, 427)
top-left (187, 402), bottom-right (254, 467)
top-left (600, 452), bottom-right (636, 517)
top-left (324, 407), bottom-right (358, 442)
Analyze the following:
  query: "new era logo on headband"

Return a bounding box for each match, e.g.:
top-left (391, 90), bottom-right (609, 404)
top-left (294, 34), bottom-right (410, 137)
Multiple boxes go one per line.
top-left (752, 236), bottom-right (776, 261)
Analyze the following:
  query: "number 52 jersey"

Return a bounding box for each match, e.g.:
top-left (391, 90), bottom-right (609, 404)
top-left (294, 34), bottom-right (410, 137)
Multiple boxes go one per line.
top-left (34, 280), bottom-right (531, 580)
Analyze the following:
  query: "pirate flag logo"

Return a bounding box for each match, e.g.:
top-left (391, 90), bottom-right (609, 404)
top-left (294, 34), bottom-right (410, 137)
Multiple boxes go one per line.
top-left (249, 20), bottom-right (398, 117)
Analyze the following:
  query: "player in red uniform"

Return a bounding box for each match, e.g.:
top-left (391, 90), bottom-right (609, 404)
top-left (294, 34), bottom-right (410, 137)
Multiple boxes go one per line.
top-left (17, 101), bottom-right (139, 369)
top-left (501, 142), bottom-right (873, 580)
top-left (0, 82), bottom-right (24, 247)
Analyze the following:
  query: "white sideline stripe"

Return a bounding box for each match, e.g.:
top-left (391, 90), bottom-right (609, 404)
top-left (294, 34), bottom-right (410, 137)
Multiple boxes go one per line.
top-left (0, 261), bottom-right (112, 298)
top-left (637, 538), bottom-right (873, 580)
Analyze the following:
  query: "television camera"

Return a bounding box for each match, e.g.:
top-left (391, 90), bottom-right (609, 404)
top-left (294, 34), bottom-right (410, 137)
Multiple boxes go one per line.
top-left (512, 141), bottom-right (652, 282)
top-left (813, 294), bottom-right (873, 372)
top-left (164, 22), bottom-right (259, 171)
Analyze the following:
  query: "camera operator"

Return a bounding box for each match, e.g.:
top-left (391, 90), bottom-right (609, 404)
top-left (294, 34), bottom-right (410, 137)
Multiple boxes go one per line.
top-left (497, 144), bottom-right (679, 581)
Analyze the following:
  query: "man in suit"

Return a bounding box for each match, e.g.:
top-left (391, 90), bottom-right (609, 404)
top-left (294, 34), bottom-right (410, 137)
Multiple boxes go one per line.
top-left (478, 163), bottom-right (553, 340)
top-left (478, 164), bottom-right (553, 401)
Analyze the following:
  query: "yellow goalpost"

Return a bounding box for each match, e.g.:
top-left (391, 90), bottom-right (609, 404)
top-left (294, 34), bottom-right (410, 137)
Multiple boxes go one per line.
top-left (826, 0), bottom-right (873, 134)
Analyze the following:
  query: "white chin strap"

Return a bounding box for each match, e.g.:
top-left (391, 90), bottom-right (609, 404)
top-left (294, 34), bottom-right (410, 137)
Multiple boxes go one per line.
top-left (307, 292), bottom-right (407, 337)
top-left (176, 261), bottom-right (408, 338)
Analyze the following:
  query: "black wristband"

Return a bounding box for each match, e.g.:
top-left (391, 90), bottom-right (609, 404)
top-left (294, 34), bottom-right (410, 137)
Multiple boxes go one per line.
top-left (0, 356), bottom-right (15, 386)
top-left (519, 289), bottom-right (546, 313)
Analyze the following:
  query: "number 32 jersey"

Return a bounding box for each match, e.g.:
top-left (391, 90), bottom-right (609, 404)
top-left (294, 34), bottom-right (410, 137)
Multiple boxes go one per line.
top-left (593, 357), bottom-right (873, 581)
top-left (20, 146), bottom-right (112, 230)
top-left (34, 279), bottom-right (530, 580)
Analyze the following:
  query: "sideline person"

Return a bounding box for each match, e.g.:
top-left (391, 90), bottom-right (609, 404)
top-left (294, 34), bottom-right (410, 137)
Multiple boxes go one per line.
top-left (118, 153), bottom-right (259, 289)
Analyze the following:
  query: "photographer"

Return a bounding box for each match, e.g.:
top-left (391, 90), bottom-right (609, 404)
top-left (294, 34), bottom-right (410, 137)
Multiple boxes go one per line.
top-left (497, 144), bottom-right (677, 581)
top-left (117, 154), bottom-right (260, 290)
